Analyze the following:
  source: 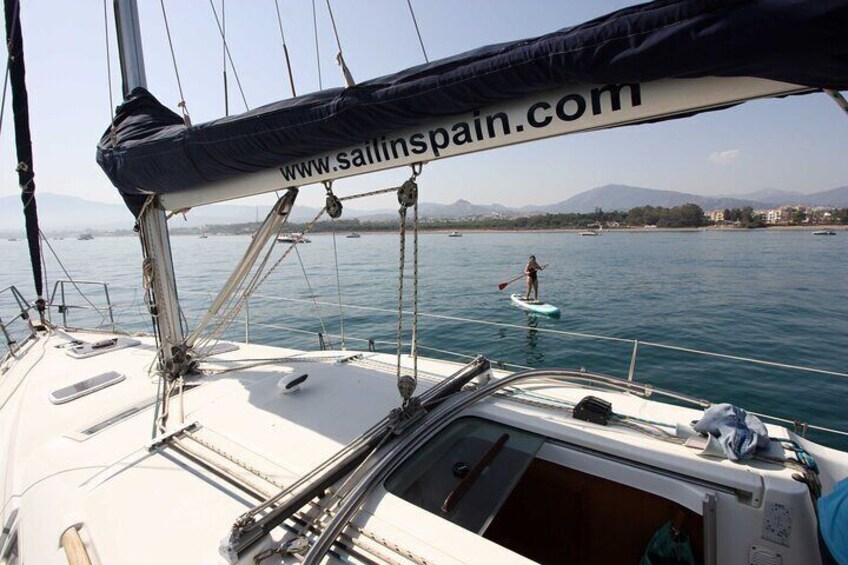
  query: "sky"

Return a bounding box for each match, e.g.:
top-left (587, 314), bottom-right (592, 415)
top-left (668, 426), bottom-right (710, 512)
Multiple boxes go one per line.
top-left (2, 0), bottom-right (847, 214)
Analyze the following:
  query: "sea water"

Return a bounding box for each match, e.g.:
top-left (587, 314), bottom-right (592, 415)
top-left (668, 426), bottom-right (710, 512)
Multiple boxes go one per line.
top-left (1, 230), bottom-right (846, 448)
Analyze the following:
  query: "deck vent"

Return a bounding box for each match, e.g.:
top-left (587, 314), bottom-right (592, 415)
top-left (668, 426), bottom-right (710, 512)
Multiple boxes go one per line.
top-left (573, 395), bottom-right (612, 426)
top-left (749, 545), bottom-right (782, 565)
top-left (278, 373), bottom-right (308, 394)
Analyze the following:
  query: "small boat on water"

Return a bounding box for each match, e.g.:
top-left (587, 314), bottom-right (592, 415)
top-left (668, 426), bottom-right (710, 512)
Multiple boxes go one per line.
top-left (812, 230), bottom-right (837, 236)
top-left (277, 232), bottom-right (311, 243)
top-left (346, 232), bottom-right (361, 239)
top-left (578, 231), bottom-right (599, 236)
top-left (448, 231), bottom-right (462, 237)
top-left (77, 233), bottom-right (94, 241)
top-left (199, 233), bottom-right (208, 239)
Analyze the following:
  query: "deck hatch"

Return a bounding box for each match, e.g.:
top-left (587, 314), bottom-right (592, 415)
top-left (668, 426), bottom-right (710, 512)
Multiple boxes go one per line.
top-left (49, 371), bottom-right (126, 405)
top-left (385, 417), bottom-right (544, 534)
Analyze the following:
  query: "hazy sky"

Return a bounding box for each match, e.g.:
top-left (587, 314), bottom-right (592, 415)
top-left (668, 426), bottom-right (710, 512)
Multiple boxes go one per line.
top-left (2, 0), bottom-right (847, 213)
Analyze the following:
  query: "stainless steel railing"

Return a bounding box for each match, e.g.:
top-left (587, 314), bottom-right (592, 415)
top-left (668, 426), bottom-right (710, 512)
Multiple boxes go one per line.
top-left (40, 283), bottom-right (848, 439)
top-left (0, 285), bottom-right (38, 356)
top-left (48, 280), bottom-right (116, 332)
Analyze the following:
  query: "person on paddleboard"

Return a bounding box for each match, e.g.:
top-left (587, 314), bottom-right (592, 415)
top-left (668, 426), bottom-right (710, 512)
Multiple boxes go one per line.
top-left (524, 255), bottom-right (545, 302)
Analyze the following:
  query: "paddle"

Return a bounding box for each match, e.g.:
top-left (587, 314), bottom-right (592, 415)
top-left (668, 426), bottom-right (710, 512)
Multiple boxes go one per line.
top-left (497, 264), bottom-right (547, 290)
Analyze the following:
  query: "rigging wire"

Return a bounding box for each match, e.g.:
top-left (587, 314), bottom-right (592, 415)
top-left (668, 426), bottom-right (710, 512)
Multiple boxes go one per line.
top-left (404, 0), bottom-right (429, 63)
top-left (324, 0), bottom-right (354, 86)
top-left (273, 0), bottom-right (297, 97)
top-left (102, 0), bottom-right (116, 136)
top-left (0, 0), bottom-right (17, 138)
top-left (0, 57), bottom-right (9, 139)
top-left (222, 0), bottom-right (228, 116)
top-left (329, 218), bottom-right (346, 349)
top-left (312, 0), bottom-right (322, 90)
top-left (38, 230), bottom-right (110, 325)
top-left (158, 0), bottom-right (192, 126)
top-left (208, 0), bottom-right (249, 111)
top-left (291, 240), bottom-right (331, 348)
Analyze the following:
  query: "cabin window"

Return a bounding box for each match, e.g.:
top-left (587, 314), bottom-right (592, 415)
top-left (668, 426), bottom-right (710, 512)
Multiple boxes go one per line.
top-left (385, 417), bottom-right (704, 564)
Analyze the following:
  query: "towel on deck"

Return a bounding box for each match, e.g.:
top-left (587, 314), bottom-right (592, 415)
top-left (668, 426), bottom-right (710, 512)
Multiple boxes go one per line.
top-left (693, 403), bottom-right (769, 461)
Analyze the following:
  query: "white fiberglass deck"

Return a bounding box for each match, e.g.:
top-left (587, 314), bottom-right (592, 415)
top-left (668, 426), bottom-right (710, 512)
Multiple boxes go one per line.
top-left (1, 328), bottom-right (843, 564)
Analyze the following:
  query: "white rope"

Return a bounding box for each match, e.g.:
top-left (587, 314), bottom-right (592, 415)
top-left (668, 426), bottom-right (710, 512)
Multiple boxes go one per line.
top-left (395, 206), bottom-right (407, 380)
top-left (193, 207), bottom-right (327, 353)
top-left (412, 193), bottom-right (419, 383)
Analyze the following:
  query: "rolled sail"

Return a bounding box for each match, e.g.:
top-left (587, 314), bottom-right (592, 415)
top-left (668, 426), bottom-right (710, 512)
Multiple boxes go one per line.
top-left (96, 0), bottom-right (848, 215)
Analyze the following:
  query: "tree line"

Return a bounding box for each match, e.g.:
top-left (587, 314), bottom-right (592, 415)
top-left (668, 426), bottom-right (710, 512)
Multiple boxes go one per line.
top-left (188, 203), bottom-right (710, 235)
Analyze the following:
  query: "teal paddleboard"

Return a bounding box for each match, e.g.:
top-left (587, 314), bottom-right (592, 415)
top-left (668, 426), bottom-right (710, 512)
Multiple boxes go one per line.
top-left (510, 294), bottom-right (561, 318)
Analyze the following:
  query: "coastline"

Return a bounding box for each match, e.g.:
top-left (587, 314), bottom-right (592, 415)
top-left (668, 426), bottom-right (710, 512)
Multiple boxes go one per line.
top-left (9, 224), bottom-right (844, 239)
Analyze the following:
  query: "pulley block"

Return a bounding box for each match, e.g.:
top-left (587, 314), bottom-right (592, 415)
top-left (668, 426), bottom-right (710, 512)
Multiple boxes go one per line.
top-left (325, 192), bottom-right (343, 219)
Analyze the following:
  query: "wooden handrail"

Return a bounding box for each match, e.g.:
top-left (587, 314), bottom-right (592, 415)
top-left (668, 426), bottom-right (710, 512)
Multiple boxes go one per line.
top-left (60, 526), bottom-right (92, 565)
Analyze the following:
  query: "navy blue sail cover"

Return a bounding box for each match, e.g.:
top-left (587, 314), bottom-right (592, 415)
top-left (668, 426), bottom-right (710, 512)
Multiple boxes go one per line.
top-left (97, 0), bottom-right (848, 215)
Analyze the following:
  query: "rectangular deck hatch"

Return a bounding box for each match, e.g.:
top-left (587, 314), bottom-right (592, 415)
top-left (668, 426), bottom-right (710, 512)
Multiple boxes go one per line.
top-left (49, 371), bottom-right (126, 405)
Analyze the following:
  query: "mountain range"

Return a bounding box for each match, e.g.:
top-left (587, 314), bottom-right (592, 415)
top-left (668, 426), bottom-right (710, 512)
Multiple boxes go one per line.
top-left (1, 184), bottom-right (846, 233)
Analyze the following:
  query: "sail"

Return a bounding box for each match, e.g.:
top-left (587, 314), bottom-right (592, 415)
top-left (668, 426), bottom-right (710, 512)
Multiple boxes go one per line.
top-left (97, 0), bottom-right (848, 215)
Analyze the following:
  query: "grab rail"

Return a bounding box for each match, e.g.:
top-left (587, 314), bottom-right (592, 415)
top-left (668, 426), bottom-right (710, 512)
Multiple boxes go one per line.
top-left (0, 285), bottom-right (37, 356)
top-left (48, 280), bottom-right (116, 332)
top-left (105, 285), bottom-right (848, 439)
top-left (223, 291), bottom-right (848, 381)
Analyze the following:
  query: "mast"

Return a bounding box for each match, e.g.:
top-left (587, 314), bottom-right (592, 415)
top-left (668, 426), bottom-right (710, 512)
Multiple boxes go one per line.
top-left (113, 0), bottom-right (187, 377)
top-left (4, 0), bottom-right (46, 322)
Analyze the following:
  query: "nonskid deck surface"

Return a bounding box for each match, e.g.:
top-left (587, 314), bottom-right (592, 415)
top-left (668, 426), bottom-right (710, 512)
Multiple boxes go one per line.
top-left (0, 328), bottom-right (841, 563)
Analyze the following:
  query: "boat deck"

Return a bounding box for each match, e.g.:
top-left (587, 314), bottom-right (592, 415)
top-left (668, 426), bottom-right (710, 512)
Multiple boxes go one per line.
top-left (0, 328), bottom-right (838, 563)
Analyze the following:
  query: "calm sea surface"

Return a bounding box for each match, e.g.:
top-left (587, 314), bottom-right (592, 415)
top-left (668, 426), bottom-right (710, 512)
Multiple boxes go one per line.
top-left (2, 230), bottom-right (846, 448)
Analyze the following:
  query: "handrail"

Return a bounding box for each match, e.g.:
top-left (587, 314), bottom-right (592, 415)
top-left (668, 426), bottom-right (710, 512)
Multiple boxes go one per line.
top-left (0, 285), bottom-right (38, 356)
top-left (178, 289), bottom-right (848, 381)
top-left (48, 280), bottom-right (115, 331)
top-left (108, 285), bottom-right (848, 439)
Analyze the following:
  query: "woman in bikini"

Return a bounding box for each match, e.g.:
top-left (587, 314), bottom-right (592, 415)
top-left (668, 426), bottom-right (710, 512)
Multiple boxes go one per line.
top-left (524, 255), bottom-right (545, 301)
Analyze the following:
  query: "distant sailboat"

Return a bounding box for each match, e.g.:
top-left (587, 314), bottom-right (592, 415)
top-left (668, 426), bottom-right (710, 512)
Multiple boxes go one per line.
top-left (277, 232), bottom-right (311, 243)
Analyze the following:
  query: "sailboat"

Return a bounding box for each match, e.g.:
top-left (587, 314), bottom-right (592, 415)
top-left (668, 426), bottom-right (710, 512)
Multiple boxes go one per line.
top-left (3, 1), bottom-right (848, 564)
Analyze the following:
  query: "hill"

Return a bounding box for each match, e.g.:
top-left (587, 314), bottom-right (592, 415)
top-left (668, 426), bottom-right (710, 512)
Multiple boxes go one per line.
top-left (527, 184), bottom-right (765, 213)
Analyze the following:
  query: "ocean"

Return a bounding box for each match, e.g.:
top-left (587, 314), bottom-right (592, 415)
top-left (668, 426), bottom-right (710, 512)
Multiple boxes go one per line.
top-left (2, 229), bottom-right (846, 448)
